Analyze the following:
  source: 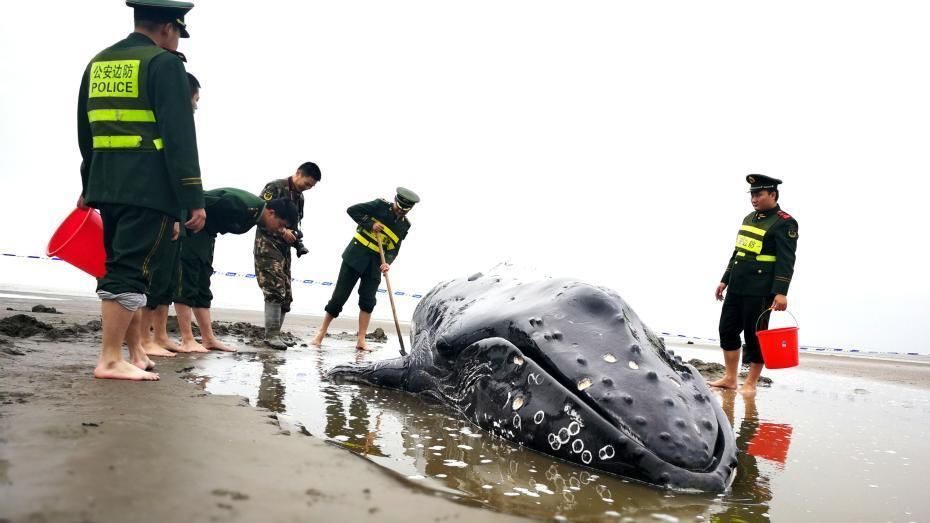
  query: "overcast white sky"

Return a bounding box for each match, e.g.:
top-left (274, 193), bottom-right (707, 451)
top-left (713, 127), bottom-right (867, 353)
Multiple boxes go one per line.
top-left (1, 1), bottom-right (928, 354)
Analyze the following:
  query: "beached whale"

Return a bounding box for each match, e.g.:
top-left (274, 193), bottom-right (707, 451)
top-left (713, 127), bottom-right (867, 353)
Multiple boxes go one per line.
top-left (327, 273), bottom-right (738, 491)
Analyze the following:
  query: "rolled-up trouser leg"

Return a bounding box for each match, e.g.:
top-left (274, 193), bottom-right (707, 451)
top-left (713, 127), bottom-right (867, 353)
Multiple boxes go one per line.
top-left (324, 262), bottom-right (363, 318)
top-left (718, 292), bottom-right (773, 365)
top-left (741, 294), bottom-right (773, 365)
top-left (175, 233), bottom-right (216, 309)
top-left (357, 273), bottom-right (381, 314)
top-left (98, 204), bottom-right (175, 299)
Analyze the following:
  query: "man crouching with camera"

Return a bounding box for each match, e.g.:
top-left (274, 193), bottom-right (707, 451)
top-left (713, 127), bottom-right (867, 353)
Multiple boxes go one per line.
top-left (254, 162), bottom-right (321, 349)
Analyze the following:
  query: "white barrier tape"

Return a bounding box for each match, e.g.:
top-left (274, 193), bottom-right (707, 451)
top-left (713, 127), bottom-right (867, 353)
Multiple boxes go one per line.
top-left (208, 267), bottom-right (425, 299)
top-left (3, 252), bottom-right (923, 356)
top-left (1, 251), bottom-right (425, 300)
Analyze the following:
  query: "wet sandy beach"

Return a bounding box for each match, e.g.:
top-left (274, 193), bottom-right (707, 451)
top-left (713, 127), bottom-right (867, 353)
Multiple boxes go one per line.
top-left (2, 291), bottom-right (929, 522)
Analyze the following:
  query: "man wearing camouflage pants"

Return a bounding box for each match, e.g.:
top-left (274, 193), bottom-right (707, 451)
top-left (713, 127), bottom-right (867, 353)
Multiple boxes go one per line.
top-left (254, 162), bottom-right (321, 349)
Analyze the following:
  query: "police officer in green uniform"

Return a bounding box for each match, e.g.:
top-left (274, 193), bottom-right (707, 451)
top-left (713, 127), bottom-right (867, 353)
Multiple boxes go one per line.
top-left (710, 174), bottom-right (799, 395)
top-left (254, 162), bottom-right (321, 349)
top-left (175, 189), bottom-right (298, 353)
top-left (310, 188), bottom-right (420, 351)
top-left (77, 0), bottom-right (205, 381)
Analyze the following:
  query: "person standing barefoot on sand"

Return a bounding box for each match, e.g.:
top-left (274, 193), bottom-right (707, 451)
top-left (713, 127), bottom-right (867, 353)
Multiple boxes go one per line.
top-left (709, 174), bottom-right (799, 395)
top-left (175, 191), bottom-right (298, 353)
top-left (311, 188), bottom-right (420, 351)
top-left (77, 0), bottom-right (206, 380)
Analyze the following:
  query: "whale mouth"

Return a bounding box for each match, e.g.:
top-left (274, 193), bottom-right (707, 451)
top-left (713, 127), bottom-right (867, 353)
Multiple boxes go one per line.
top-left (505, 327), bottom-right (725, 474)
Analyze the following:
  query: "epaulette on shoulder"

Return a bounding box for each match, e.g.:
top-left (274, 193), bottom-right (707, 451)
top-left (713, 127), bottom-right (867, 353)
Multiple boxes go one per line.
top-left (378, 198), bottom-right (390, 205)
top-left (777, 210), bottom-right (792, 220)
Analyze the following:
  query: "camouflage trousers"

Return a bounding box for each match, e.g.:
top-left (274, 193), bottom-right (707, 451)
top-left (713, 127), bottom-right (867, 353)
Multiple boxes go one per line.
top-left (255, 252), bottom-right (293, 313)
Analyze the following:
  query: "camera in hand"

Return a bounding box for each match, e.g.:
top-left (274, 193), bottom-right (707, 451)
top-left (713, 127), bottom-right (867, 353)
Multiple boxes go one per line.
top-left (292, 229), bottom-right (309, 258)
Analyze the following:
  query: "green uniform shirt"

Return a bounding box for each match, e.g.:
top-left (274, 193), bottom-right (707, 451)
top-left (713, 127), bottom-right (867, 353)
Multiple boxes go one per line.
top-left (721, 205), bottom-right (799, 296)
top-left (183, 187), bottom-right (265, 261)
top-left (77, 32), bottom-right (203, 219)
top-left (254, 178), bottom-right (304, 256)
top-left (203, 188), bottom-right (266, 236)
top-left (342, 199), bottom-right (411, 277)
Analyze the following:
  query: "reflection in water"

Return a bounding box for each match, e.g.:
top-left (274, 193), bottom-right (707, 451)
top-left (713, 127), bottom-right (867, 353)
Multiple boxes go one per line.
top-left (190, 346), bottom-right (802, 521)
top-left (714, 391), bottom-right (794, 522)
top-left (256, 355), bottom-right (287, 413)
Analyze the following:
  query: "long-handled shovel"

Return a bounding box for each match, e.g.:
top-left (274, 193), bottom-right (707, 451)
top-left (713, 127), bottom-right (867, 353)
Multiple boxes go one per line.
top-left (376, 233), bottom-right (407, 356)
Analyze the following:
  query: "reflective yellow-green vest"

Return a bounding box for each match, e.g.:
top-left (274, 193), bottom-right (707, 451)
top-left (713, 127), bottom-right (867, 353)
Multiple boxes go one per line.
top-left (732, 213), bottom-right (779, 263)
top-left (353, 218), bottom-right (400, 254)
top-left (85, 45), bottom-right (166, 152)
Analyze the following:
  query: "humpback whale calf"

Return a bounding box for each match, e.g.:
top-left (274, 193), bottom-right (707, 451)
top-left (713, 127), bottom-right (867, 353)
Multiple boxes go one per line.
top-left (328, 273), bottom-right (738, 491)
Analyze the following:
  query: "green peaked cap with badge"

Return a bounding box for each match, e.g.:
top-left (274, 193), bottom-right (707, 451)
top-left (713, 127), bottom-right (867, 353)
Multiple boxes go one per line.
top-left (127, 0), bottom-right (194, 38)
top-left (395, 187), bottom-right (420, 211)
top-left (745, 174), bottom-right (783, 193)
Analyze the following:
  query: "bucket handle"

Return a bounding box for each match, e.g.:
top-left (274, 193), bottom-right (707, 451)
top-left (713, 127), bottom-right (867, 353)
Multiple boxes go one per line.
top-left (755, 307), bottom-right (799, 334)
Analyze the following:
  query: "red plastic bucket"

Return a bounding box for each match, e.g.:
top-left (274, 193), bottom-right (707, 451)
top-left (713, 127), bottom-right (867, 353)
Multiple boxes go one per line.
top-left (755, 309), bottom-right (799, 369)
top-left (47, 208), bottom-right (106, 278)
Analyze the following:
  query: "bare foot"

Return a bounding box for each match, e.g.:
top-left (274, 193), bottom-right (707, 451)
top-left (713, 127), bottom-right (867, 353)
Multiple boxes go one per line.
top-left (356, 343), bottom-right (371, 352)
top-left (94, 359), bottom-right (160, 381)
top-left (708, 377), bottom-right (738, 390)
top-left (143, 340), bottom-right (176, 357)
top-left (738, 382), bottom-right (758, 396)
top-left (154, 335), bottom-right (180, 351)
top-left (176, 339), bottom-right (209, 353)
top-left (203, 338), bottom-right (236, 352)
top-left (131, 354), bottom-right (156, 371)
top-left (310, 335), bottom-right (324, 347)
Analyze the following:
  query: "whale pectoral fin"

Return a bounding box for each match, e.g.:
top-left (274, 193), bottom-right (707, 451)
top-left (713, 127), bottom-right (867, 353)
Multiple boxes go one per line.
top-left (327, 357), bottom-right (408, 389)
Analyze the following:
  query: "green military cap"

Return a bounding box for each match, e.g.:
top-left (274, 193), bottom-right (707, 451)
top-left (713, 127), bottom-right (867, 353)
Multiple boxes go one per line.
top-left (746, 174), bottom-right (783, 192)
top-left (127, 0), bottom-right (194, 38)
top-left (395, 187), bottom-right (420, 211)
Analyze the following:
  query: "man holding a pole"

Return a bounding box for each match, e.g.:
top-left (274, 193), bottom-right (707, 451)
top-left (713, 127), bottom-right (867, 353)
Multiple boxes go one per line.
top-left (310, 188), bottom-right (420, 351)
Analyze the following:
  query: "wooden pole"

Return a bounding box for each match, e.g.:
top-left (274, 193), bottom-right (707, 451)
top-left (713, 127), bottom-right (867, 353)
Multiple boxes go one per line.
top-left (377, 233), bottom-right (407, 355)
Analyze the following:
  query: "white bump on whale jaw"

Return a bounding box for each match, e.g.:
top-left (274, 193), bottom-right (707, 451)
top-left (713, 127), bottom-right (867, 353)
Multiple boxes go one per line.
top-left (511, 396), bottom-right (525, 410)
top-left (568, 421), bottom-right (581, 436)
top-left (628, 361), bottom-right (639, 370)
top-left (603, 353), bottom-right (617, 363)
top-left (581, 450), bottom-right (593, 464)
top-left (513, 355), bottom-right (524, 366)
top-left (577, 377), bottom-right (593, 391)
top-left (571, 439), bottom-right (584, 453)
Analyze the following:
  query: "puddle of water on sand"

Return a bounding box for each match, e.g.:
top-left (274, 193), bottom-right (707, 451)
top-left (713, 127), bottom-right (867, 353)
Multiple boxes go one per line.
top-left (187, 338), bottom-right (930, 522)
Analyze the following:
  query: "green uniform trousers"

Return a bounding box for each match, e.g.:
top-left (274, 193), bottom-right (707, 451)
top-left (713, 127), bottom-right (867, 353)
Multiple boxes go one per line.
top-left (323, 261), bottom-right (381, 318)
top-left (98, 204), bottom-right (176, 297)
top-left (145, 235), bottom-right (180, 309)
top-left (718, 292), bottom-right (773, 365)
top-left (174, 231), bottom-right (216, 309)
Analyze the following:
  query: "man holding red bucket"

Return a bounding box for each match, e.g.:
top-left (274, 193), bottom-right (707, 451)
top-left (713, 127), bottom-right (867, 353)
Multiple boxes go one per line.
top-left (76, 0), bottom-right (205, 381)
top-left (710, 175), bottom-right (799, 394)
